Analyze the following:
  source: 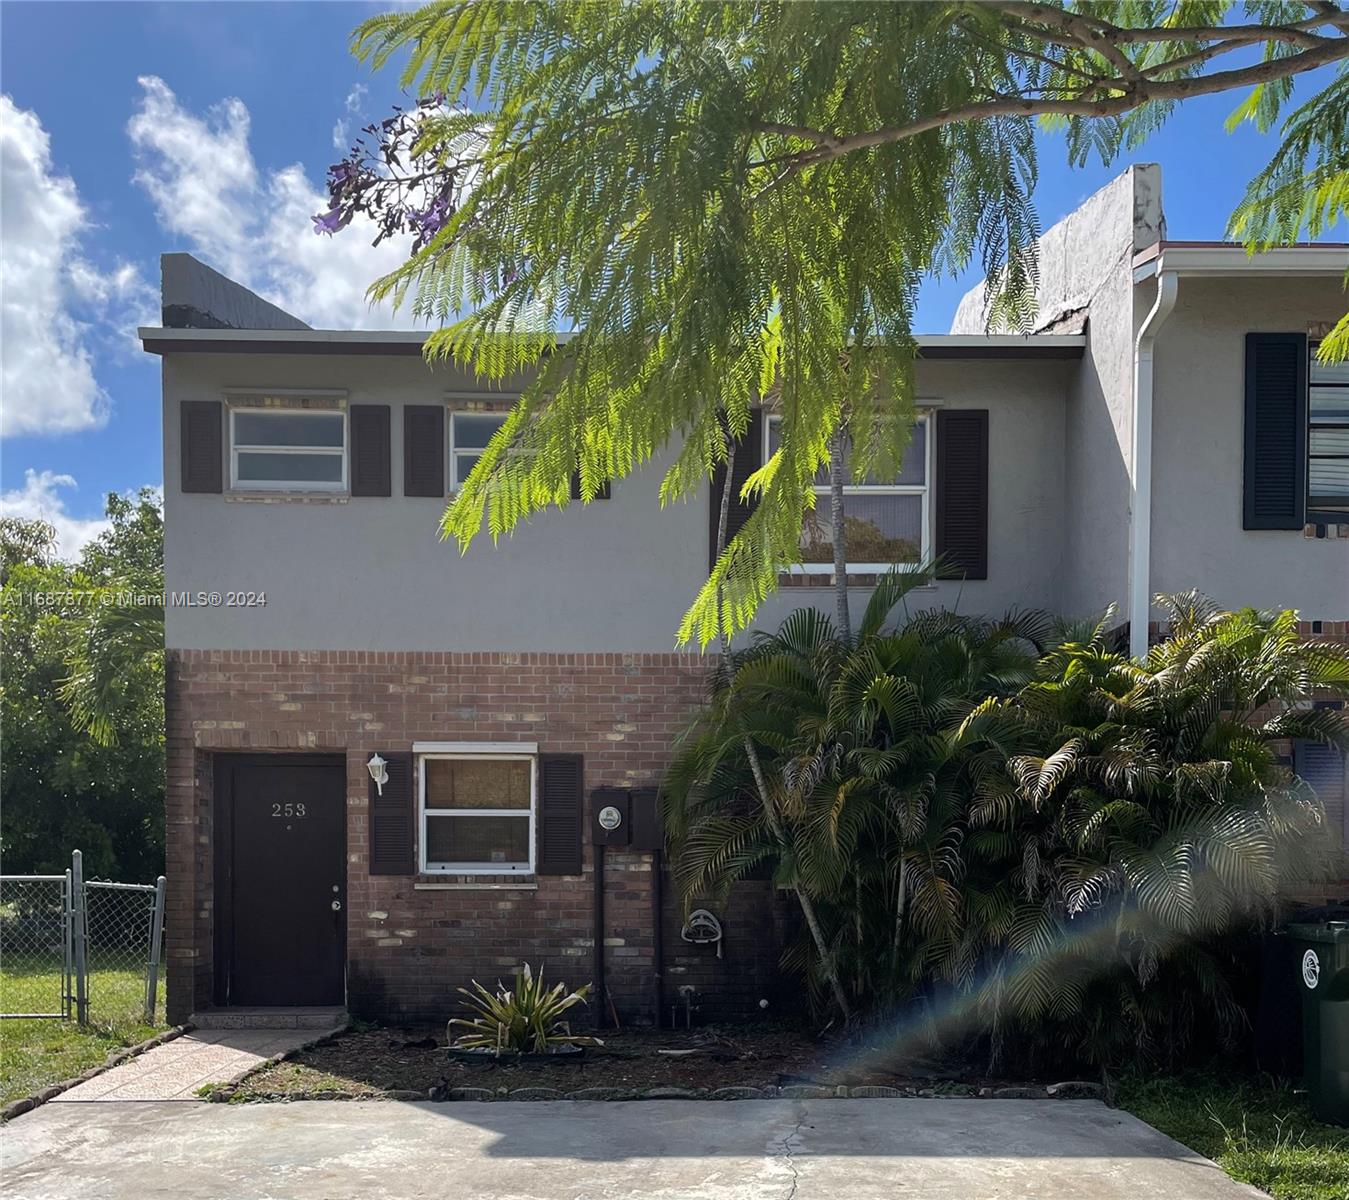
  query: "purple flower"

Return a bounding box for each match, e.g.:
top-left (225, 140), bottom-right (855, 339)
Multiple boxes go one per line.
top-left (312, 207), bottom-right (348, 236)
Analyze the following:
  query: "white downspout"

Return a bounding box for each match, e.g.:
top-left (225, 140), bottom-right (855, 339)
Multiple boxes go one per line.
top-left (1129, 270), bottom-right (1179, 661)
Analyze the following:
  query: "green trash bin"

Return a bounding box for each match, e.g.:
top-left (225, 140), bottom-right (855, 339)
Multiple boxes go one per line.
top-left (1287, 921), bottom-right (1349, 1125)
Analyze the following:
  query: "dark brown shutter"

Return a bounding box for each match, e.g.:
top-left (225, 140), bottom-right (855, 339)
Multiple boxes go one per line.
top-left (181, 400), bottom-right (223, 493)
top-left (628, 787), bottom-right (663, 852)
top-left (709, 409), bottom-right (763, 569)
top-left (369, 751), bottom-right (415, 876)
top-left (570, 473), bottom-right (611, 501)
top-left (934, 409), bottom-right (989, 580)
top-left (1294, 701), bottom-right (1346, 838)
top-left (404, 405), bottom-right (446, 497)
top-left (537, 753), bottom-right (584, 875)
top-left (1243, 333), bottom-right (1308, 530)
top-left (349, 404), bottom-right (391, 497)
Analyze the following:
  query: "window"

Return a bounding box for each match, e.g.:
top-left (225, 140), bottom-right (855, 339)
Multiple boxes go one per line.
top-left (766, 415), bottom-right (930, 571)
top-left (449, 412), bottom-right (507, 490)
top-left (419, 752), bottom-right (535, 874)
top-left (1309, 346), bottom-right (1349, 520)
top-left (229, 408), bottom-right (346, 491)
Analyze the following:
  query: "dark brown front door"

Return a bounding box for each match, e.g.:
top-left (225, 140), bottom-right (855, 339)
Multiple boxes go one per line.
top-left (216, 755), bottom-right (346, 1007)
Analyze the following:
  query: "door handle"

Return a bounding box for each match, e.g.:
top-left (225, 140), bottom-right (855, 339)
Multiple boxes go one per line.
top-left (331, 899), bottom-right (342, 912)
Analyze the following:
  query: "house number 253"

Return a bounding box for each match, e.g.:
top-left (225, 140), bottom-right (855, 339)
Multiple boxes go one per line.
top-left (271, 802), bottom-right (307, 818)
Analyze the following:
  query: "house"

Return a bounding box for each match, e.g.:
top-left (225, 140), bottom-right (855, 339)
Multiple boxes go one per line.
top-left (141, 165), bottom-right (1348, 1027)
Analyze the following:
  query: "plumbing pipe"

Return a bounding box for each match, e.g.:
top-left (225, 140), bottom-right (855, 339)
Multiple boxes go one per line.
top-left (593, 842), bottom-right (606, 1030)
top-left (651, 848), bottom-right (664, 1028)
top-left (1130, 270), bottom-right (1179, 662)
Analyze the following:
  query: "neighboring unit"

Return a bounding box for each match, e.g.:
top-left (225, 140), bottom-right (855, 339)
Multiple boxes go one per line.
top-left (142, 165), bottom-right (1348, 1026)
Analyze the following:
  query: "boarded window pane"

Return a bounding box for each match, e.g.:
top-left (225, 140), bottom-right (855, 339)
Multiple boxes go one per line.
top-left (1309, 459), bottom-right (1349, 497)
top-left (453, 414), bottom-right (505, 449)
top-left (1310, 358), bottom-right (1349, 386)
top-left (236, 452), bottom-right (343, 483)
top-left (235, 412), bottom-right (344, 448)
top-left (425, 758), bottom-right (531, 810)
top-left (801, 493), bottom-right (923, 564)
top-left (425, 814), bottom-right (530, 865)
top-left (1311, 388), bottom-right (1349, 420)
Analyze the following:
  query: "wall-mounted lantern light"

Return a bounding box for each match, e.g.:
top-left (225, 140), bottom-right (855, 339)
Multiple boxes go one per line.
top-left (367, 753), bottom-right (389, 797)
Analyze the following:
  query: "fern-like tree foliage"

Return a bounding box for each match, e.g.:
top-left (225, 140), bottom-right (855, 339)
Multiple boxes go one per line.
top-left (335, 2), bottom-right (1349, 643)
top-left (665, 591), bottom-right (1349, 1067)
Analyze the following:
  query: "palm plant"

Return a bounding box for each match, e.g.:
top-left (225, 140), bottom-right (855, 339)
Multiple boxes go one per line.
top-left (447, 963), bottom-right (601, 1056)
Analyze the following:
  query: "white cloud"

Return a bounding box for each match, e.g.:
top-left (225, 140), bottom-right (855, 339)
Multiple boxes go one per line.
top-left (0, 470), bottom-right (110, 559)
top-left (0, 96), bottom-right (156, 438)
top-left (128, 75), bottom-right (412, 330)
top-left (1, 97), bottom-right (105, 437)
top-left (332, 82), bottom-right (368, 151)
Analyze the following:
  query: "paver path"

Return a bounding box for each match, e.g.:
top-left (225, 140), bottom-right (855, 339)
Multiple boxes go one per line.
top-left (0, 1097), bottom-right (1265, 1199)
top-left (50, 1027), bottom-right (339, 1102)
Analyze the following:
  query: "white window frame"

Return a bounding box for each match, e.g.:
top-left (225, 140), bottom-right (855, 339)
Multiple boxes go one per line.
top-left (766, 413), bottom-right (932, 573)
top-left (229, 407), bottom-right (348, 492)
top-left (447, 407), bottom-right (512, 492)
top-left (418, 751), bottom-right (536, 876)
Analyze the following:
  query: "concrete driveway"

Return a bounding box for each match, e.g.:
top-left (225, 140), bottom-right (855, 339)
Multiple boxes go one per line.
top-left (0, 1098), bottom-right (1261, 1200)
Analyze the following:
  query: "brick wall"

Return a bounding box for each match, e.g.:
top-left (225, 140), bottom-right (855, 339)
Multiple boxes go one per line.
top-left (165, 649), bottom-right (789, 1025)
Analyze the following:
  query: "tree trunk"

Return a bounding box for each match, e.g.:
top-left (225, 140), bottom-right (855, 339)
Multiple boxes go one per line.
top-left (716, 430), bottom-right (852, 1022)
top-left (829, 424), bottom-right (851, 645)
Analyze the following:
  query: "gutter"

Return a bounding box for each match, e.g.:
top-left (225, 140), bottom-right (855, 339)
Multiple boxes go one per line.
top-left (1129, 271), bottom-right (1179, 661)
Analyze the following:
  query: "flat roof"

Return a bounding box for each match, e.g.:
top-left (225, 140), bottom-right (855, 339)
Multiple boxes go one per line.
top-left (138, 327), bottom-right (1086, 360)
top-left (1133, 240), bottom-right (1349, 282)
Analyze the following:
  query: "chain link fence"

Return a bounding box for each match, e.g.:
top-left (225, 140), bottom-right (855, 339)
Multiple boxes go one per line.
top-left (0, 851), bottom-right (164, 1026)
top-left (0, 875), bottom-right (71, 1019)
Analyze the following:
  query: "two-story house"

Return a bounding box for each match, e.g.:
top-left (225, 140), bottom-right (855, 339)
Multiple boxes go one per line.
top-left (142, 165), bottom-right (1347, 1027)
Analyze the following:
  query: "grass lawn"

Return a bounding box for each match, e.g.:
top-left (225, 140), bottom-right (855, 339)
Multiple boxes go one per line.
top-left (1117, 1072), bottom-right (1349, 1200)
top-left (1, 957), bottom-right (165, 1106)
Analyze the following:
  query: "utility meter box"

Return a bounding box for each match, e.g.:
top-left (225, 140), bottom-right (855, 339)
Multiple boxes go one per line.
top-left (591, 788), bottom-right (630, 846)
top-left (628, 788), bottom-right (664, 852)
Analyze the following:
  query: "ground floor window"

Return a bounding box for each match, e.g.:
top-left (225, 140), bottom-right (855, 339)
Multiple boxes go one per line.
top-left (418, 751), bottom-right (535, 874)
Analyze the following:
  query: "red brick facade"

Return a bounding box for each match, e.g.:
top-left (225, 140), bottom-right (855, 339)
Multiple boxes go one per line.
top-left (165, 649), bottom-right (794, 1025)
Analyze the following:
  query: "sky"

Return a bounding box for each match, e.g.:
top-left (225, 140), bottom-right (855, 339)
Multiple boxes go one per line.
top-left (0, 2), bottom-right (1338, 557)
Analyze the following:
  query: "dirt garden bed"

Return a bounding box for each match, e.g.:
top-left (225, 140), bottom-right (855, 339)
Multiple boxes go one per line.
top-left (228, 1022), bottom-right (1090, 1102)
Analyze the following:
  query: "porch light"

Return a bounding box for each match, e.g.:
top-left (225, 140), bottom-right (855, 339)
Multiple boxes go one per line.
top-left (367, 753), bottom-right (389, 796)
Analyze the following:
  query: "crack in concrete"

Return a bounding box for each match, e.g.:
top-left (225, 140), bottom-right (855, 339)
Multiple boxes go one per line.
top-left (776, 1108), bottom-right (809, 1200)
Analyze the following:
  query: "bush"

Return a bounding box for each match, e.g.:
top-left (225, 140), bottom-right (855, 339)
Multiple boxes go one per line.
top-left (447, 963), bottom-right (601, 1056)
top-left (664, 586), bottom-right (1349, 1071)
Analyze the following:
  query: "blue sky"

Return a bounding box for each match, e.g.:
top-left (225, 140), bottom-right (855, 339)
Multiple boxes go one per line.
top-left (0, 2), bottom-right (1335, 554)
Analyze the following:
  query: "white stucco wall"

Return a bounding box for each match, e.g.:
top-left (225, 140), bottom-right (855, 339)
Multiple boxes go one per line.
top-left (162, 353), bottom-right (1073, 652)
top-left (1149, 276), bottom-right (1349, 619)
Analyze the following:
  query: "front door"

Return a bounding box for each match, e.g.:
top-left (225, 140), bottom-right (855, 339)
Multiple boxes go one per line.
top-left (217, 755), bottom-right (346, 1006)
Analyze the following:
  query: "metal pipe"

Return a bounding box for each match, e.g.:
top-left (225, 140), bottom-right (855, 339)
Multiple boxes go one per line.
top-left (145, 875), bottom-right (167, 1021)
top-left (593, 842), bottom-right (606, 1030)
top-left (1130, 270), bottom-right (1180, 662)
top-left (71, 849), bottom-right (88, 1026)
top-left (651, 850), bottom-right (664, 1029)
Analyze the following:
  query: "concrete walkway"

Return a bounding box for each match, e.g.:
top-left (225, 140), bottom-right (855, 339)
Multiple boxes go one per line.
top-left (50, 1027), bottom-right (335, 1102)
top-left (0, 1098), bottom-right (1264, 1199)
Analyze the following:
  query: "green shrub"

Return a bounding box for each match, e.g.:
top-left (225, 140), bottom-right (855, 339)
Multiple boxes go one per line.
top-left (447, 963), bottom-right (601, 1056)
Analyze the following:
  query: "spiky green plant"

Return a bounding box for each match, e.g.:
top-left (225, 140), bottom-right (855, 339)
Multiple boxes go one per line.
top-left (447, 963), bottom-right (601, 1055)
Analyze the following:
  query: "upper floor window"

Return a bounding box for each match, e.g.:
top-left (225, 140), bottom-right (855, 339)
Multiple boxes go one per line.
top-left (766, 414), bottom-right (930, 571)
top-left (419, 751), bottom-right (535, 874)
top-left (229, 408), bottom-right (347, 492)
top-left (450, 412), bottom-right (507, 489)
top-left (1309, 346), bottom-right (1349, 520)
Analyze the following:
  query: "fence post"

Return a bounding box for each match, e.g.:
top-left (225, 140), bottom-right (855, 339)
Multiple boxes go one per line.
top-left (63, 868), bottom-right (74, 1020)
top-left (71, 850), bottom-right (88, 1026)
top-left (145, 875), bottom-right (166, 1022)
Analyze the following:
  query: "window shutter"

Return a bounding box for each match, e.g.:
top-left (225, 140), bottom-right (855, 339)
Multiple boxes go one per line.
top-left (1243, 333), bottom-right (1308, 530)
top-left (1294, 702), bottom-right (1346, 837)
top-left (349, 404), bottom-right (391, 497)
top-left (709, 410), bottom-right (763, 569)
top-left (934, 409), bottom-right (989, 580)
top-left (369, 751), bottom-right (415, 876)
top-left (404, 405), bottom-right (446, 497)
top-left (570, 473), bottom-right (611, 501)
top-left (537, 753), bottom-right (584, 875)
top-left (181, 400), bottom-right (223, 494)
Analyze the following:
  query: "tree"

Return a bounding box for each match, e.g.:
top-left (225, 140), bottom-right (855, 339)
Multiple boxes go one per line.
top-left (328, 2), bottom-right (1349, 643)
top-left (0, 491), bottom-right (165, 880)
